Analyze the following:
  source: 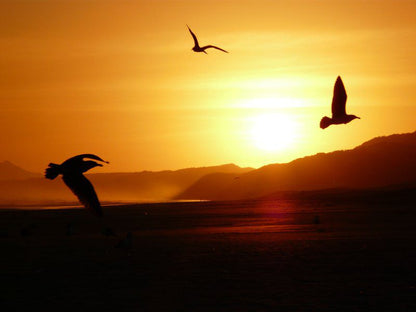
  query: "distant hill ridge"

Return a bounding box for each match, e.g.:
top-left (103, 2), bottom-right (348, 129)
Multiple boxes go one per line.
top-left (0, 131), bottom-right (415, 204)
top-left (356, 131), bottom-right (416, 148)
top-left (0, 161), bottom-right (40, 181)
top-left (175, 131), bottom-right (416, 200)
top-left (87, 163), bottom-right (252, 202)
top-left (0, 162), bottom-right (252, 204)
top-left (92, 163), bottom-right (249, 176)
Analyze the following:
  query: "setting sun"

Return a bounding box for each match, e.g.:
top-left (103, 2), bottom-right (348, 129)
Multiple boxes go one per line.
top-left (0, 1), bottom-right (415, 310)
top-left (0, 0), bottom-right (415, 173)
top-left (250, 113), bottom-right (299, 152)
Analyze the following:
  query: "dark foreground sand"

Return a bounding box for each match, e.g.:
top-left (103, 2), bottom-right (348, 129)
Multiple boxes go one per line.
top-left (1, 197), bottom-right (415, 311)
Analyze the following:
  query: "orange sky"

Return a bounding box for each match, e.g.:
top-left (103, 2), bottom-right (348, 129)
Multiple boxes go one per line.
top-left (1, 0), bottom-right (415, 173)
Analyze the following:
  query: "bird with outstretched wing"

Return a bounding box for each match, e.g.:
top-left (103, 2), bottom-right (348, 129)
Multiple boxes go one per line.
top-left (45, 154), bottom-right (109, 217)
top-left (331, 76), bottom-right (347, 119)
top-left (187, 25), bottom-right (228, 54)
top-left (320, 76), bottom-right (360, 129)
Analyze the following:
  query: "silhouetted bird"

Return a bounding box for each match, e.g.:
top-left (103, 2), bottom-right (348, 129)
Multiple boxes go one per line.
top-left (320, 76), bottom-right (360, 129)
top-left (187, 25), bottom-right (228, 54)
top-left (45, 154), bottom-right (109, 217)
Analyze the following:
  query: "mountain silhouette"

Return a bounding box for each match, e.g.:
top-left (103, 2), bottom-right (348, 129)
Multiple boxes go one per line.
top-left (175, 131), bottom-right (416, 201)
top-left (0, 163), bottom-right (251, 205)
top-left (1, 132), bottom-right (415, 205)
top-left (86, 164), bottom-right (252, 202)
top-left (0, 161), bottom-right (40, 181)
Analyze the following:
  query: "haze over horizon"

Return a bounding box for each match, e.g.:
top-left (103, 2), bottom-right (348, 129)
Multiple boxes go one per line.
top-left (1, 130), bottom-right (415, 175)
top-left (1, 131), bottom-right (415, 205)
top-left (1, 0), bottom-right (415, 173)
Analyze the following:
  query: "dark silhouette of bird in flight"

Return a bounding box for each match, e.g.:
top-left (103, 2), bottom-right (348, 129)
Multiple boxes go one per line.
top-left (320, 76), bottom-right (360, 129)
top-left (45, 154), bottom-right (109, 217)
top-left (187, 25), bottom-right (228, 54)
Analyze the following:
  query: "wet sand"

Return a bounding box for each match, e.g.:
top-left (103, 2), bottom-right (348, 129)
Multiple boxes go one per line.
top-left (1, 198), bottom-right (415, 311)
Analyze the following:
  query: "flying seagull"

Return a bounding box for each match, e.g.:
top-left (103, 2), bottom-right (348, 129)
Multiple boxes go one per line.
top-left (187, 25), bottom-right (228, 54)
top-left (320, 76), bottom-right (360, 129)
top-left (45, 154), bottom-right (109, 217)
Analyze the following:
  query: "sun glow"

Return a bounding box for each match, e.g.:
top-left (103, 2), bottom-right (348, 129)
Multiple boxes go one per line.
top-left (234, 97), bottom-right (308, 109)
top-left (250, 113), bottom-right (299, 152)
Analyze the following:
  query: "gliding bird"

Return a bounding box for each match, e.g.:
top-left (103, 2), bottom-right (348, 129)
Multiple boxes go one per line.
top-left (187, 25), bottom-right (228, 54)
top-left (320, 76), bottom-right (360, 129)
top-left (45, 154), bottom-right (109, 217)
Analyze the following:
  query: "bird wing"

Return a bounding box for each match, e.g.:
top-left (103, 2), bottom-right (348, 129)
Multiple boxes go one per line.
top-left (331, 76), bottom-right (347, 118)
top-left (62, 174), bottom-right (103, 217)
top-left (202, 45), bottom-right (228, 53)
top-left (63, 154), bottom-right (108, 164)
top-left (80, 154), bottom-right (108, 163)
top-left (187, 25), bottom-right (199, 47)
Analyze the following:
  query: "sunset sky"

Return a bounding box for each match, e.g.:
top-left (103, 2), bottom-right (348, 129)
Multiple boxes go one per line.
top-left (1, 0), bottom-right (415, 173)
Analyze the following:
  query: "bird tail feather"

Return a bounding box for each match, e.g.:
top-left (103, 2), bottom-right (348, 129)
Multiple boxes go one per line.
top-left (45, 163), bottom-right (61, 180)
top-left (320, 117), bottom-right (332, 129)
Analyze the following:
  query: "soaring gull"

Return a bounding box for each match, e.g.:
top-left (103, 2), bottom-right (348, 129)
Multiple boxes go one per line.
top-left (45, 154), bottom-right (109, 217)
top-left (187, 25), bottom-right (228, 54)
top-left (320, 76), bottom-right (360, 129)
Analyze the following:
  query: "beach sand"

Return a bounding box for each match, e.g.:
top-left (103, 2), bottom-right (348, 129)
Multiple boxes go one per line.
top-left (1, 198), bottom-right (415, 311)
